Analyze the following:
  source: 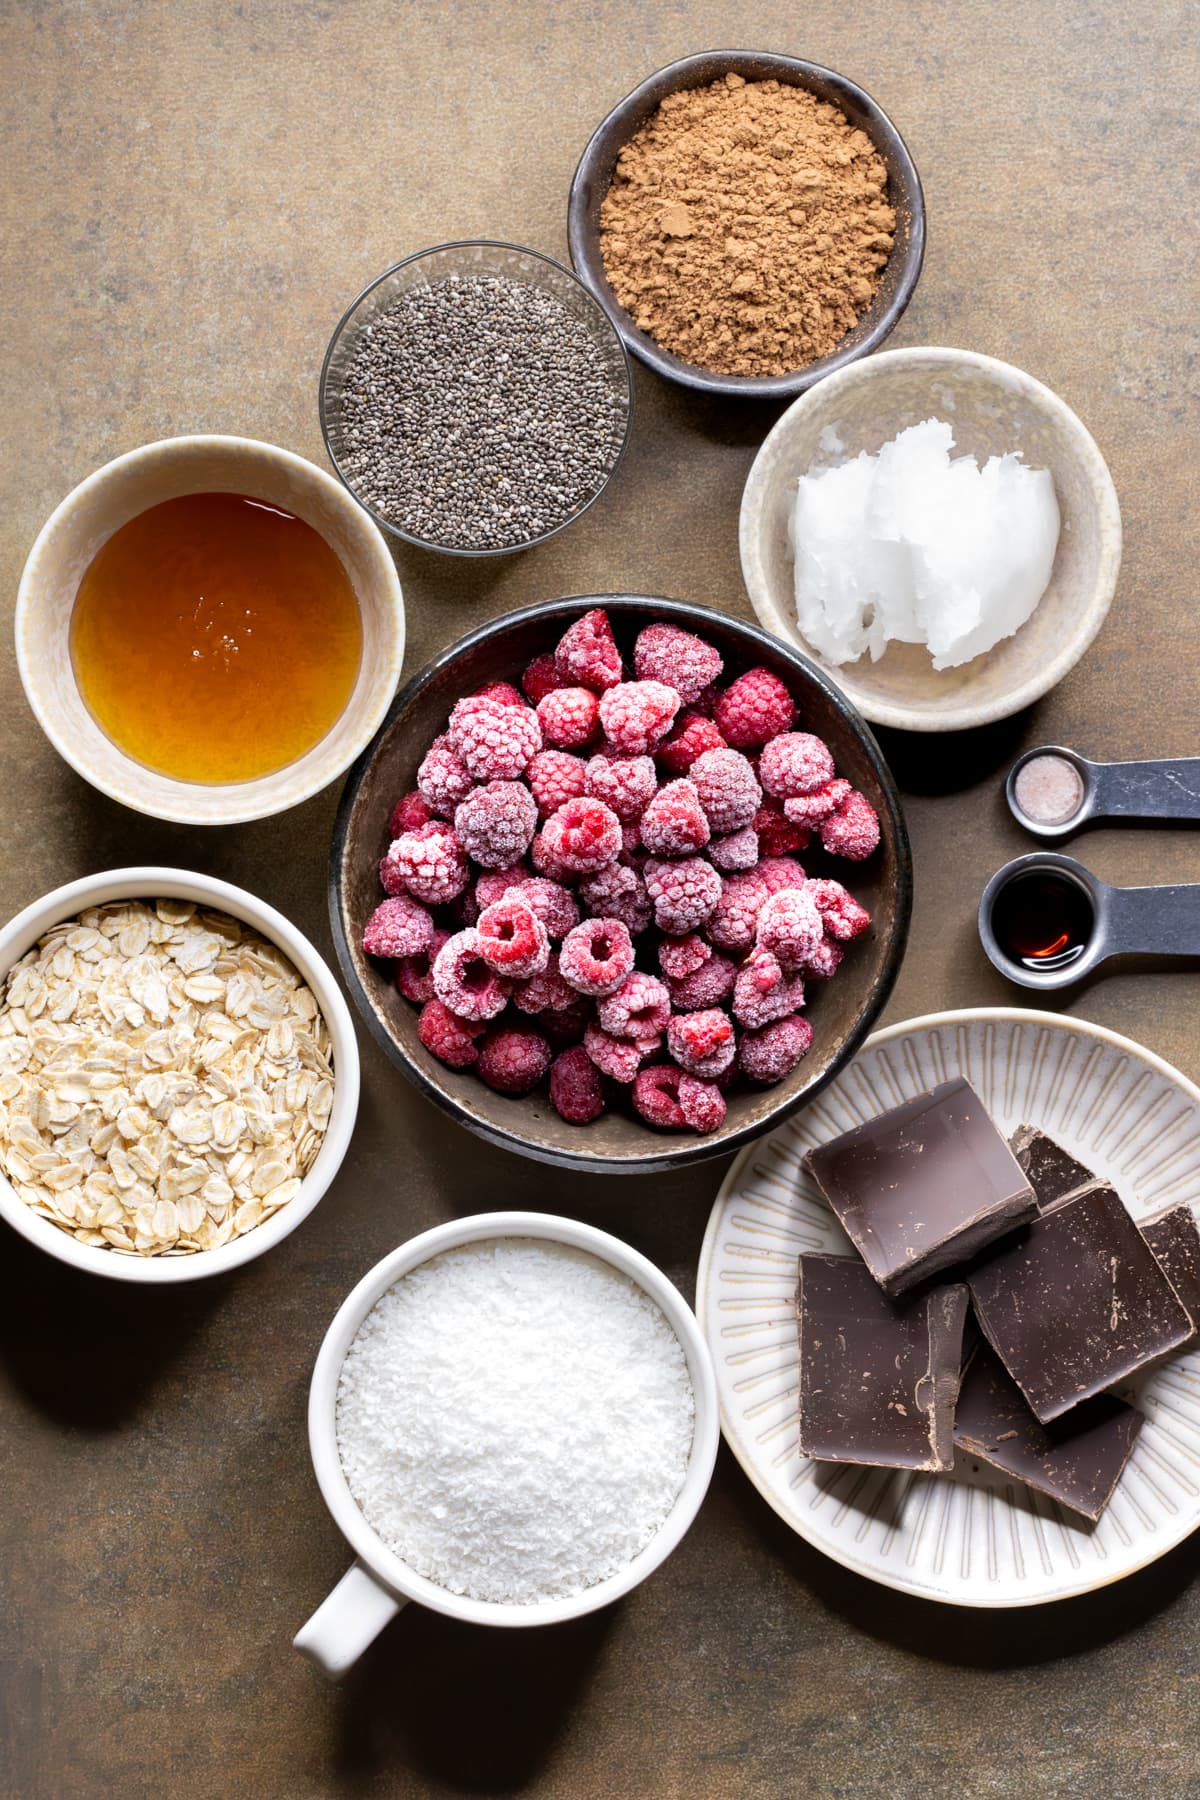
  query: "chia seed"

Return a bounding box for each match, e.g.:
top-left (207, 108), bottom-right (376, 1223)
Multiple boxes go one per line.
top-left (335, 274), bottom-right (629, 551)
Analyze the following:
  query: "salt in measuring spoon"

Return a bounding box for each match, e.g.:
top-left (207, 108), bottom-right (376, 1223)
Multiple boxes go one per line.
top-left (979, 851), bottom-right (1200, 992)
top-left (1007, 746), bottom-right (1200, 841)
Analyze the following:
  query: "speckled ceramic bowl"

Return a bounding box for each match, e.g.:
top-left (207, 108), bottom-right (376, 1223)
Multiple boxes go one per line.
top-left (16, 435), bottom-right (406, 823)
top-left (740, 347), bottom-right (1122, 732)
top-left (329, 595), bottom-right (912, 1176)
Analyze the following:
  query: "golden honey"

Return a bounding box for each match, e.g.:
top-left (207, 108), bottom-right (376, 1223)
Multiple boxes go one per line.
top-left (70, 492), bottom-right (362, 784)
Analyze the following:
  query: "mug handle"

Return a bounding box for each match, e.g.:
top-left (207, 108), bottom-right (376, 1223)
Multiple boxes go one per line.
top-left (293, 1561), bottom-right (406, 1677)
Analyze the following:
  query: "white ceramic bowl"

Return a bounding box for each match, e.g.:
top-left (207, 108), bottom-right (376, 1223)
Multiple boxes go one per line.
top-left (294, 1210), bottom-right (719, 1675)
top-left (0, 867), bottom-right (360, 1284)
top-left (16, 435), bottom-right (405, 823)
top-left (740, 347), bottom-right (1122, 732)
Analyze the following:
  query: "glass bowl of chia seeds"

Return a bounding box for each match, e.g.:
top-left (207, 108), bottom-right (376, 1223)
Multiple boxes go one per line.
top-left (319, 241), bottom-right (634, 557)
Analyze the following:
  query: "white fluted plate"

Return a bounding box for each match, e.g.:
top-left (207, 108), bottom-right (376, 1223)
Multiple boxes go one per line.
top-left (696, 1008), bottom-right (1200, 1606)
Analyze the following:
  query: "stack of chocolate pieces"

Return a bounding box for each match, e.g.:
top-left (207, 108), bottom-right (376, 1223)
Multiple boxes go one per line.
top-left (797, 1079), bottom-right (1200, 1521)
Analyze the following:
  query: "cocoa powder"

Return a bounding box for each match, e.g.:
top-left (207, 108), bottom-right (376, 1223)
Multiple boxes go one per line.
top-left (598, 74), bottom-right (897, 378)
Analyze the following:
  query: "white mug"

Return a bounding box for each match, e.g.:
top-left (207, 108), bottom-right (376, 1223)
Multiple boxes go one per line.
top-left (293, 1209), bottom-right (720, 1676)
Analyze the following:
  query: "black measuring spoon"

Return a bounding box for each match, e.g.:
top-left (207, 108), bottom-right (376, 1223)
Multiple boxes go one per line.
top-left (979, 851), bottom-right (1200, 991)
top-left (1007, 746), bottom-right (1200, 841)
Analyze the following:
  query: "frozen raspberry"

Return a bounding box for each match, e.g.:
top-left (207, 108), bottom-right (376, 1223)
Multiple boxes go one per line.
top-left (756, 887), bottom-right (824, 970)
top-left (690, 748), bottom-right (762, 833)
top-left (739, 1014), bottom-right (814, 1084)
top-left (383, 820), bottom-right (469, 906)
top-left (758, 855), bottom-right (807, 895)
top-left (597, 971), bottom-right (672, 1042)
top-left (783, 778), bottom-right (852, 827)
top-left (432, 929), bottom-right (511, 1023)
top-left (633, 623), bottom-right (723, 705)
top-left (706, 870), bottom-right (769, 952)
top-left (512, 951), bottom-right (578, 1015)
top-left (578, 863), bottom-right (652, 935)
top-left (754, 799), bottom-right (809, 857)
top-left (417, 733), bottom-right (474, 816)
top-left (658, 710), bottom-right (726, 776)
top-left (395, 929), bottom-right (451, 1004)
top-left (714, 668), bottom-right (797, 749)
top-left (476, 896), bottom-right (551, 980)
top-left (418, 999), bottom-right (487, 1069)
top-left (475, 863), bottom-right (530, 910)
top-left (808, 879), bottom-right (871, 942)
top-left (475, 680), bottom-right (526, 709)
top-left (666, 952), bottom-right (737, 1011)
top-left (550, 1045), bottom-right (607, 1124)
top-left (820, 789), bottom-right (881, 862)
top-left (658, 934), bottom-right (711, 980)
top-left (448, 694), bottom-right (541, 782)
top-left (530, 830), bottom-right (573, 885)
top-left (378, 850), bottom-right (410, 898)
top-left (679, 1074), bottom-right (726, 1133)
top-left (388, 790), bottom-right (433, 837)
top-left (454, 781), bottom-right (538, 869)
top-left (527, 749), bottom-right (587, 820)
top-left (599, 680), bottom-right (681, 756)
top-left (522, 652), bottom-right (570, 705)
top-left (558, 917), bottom-right (635, 997)
top-left (541, 998), bottom-right (591, 1047)
top-left (362, 895), bottom-right (436, 959)
top-left (477, 1025), bottom-right (552, 1096)
top-left (632, 1064), bottom-right (687, 1129)
top-left (584, 753), bottom-right (657, 822)
top-left (667, 1009), bottom-right (737, 1078)
top-left (555, 608), bottom-right (623, 692)
top-left (509, 877), bottom-right (579, 940)
top-left (803, 935), bottom-right (845, 979)
top-left (639, 779), bottom-right (711, 856)
top-left (536, 686), bottom-right (599, 750)
top-left (732, 948), bottom-right (806, 1030)
top-left (709, 826), bottom-right (759, 871)
top-left (759, 732), bottom-right (837, 800)
top-left (620, 823), bottom-right (647, 864)
top-left (584, 1020), bottom-right (654, 1083)
top-left (644, 857), bottom-right (722, 934)
top-left (541, 797), bottom-right (622, 875)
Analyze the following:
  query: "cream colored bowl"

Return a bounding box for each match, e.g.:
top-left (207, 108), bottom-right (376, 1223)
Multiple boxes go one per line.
top-left (16, 435), bottom-right (405, 823)
top-left (740, 348), bottom-right (1122, 732)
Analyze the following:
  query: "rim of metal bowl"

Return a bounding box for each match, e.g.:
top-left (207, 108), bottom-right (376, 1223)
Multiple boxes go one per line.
top-left (328, 594), bottom-right (913, 1175)
top-left (317, 239), bottom-right (635, 559)
top-left (566, 49), bottom-right (926, 401)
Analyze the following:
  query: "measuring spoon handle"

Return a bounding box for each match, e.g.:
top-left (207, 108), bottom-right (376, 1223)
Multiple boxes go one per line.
top-left (1091, 757), bottom-right (1200, 824)
top-left (1106, 881), bottom-right (1200, 958)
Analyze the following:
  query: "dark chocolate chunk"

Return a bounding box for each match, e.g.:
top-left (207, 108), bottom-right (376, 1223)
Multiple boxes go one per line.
top-left (954, 1341), bottom-right (1143, 1523)
top-left (968, 1185), bottom-right (1192, 1422)
top-left (804, 1079), bottom-right (1036, 1297)
top-left (1008, 1123), bottom-right (1098, 1213)
top-left (1141, 1205), bottom-right (1200, 1334)
top-left (796, 1253), bottom-right (969, 1471)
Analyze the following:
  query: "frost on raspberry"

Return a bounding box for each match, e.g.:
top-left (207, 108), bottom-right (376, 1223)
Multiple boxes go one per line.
top-left (783, 778), bottom-right (851, 827)
top-left (527, 749), bottom-right (587, 820)
top-left (418, 999), bottom-right (487, 1070)
top-left (447, 694), bottom-right (542, 782)
top-left (756, 887), bottom-right (824, 971)
top-left (709, 825), bottom-right (759, 871)
top-left (658, 710), bottom-right (726, 776)
top-left (807, 878), bottom-right (871, 941)
top-left (477, 1025), bottom-right (552, 1096)
top-left (678, 1074), bottom-right (726, 1133)
top-left (584, 1020), bottom-right (654, 1084)
top-left (639, 779), bottom-right (711, 856)
top-left (382, 820), bottom-right (469, 906)
top-left (667, 1009), bottom-right (737, 1079)
top-left (558, 917), bottom-right (636, 997)
top-left (690, 748), bottom-right (762, 833)
top-left (706, 870), bottom-right (768, 952)
top-left (550, 1044), bottom-right (607, 1123)
top-left (522, 652), bottom-right (570, 705)
top-left (598, 680), bottom-right (681, 756)
top-left (754, 799), bottom-right (809, 857)
top-left (758, 855), bottom-right (807, 895)
top-left (633, 622), bottom-right (723, 705)
top-left (512, 950), bottom-right (579, 1015)
top-left (536, 687), bottom-right (600, 751)
top-left (584, 752), bottom-right (657, 822)
top-left (732, 948), bottom-right (805, 1030)
top-left (596, 971), bottom-right (671, 1042)
top-left (417, 732), bottom-right (474, 816)
top-left (476, 896), bottom-right (551, 980)
top-left (362, 895), bottom-right (435, 960)
top-left (431, 929), bottom-right (511, 1022)
top-left (454, 780), bottom-right (538, 870)
top-left (578, 862), bottom-right (652, 935)
top-left (475, 680), bottom-right (526, 709)
top-left (395, 928), bottom-right (450, 1003)
top-left (658, 933), bottom-right (711, 980)
top-left (474, 863), bottom-right (530, 911)
top-left (714, 667), bottom-right (797, 749)
top-left (388, 790), bottom-right (433, 837)
top-left (631, 1064), bottom-right (688, 1129)
top-left (644, 856), bottom-right (722, 934)
top-left (512, 877), bottom-right (580, 940)
top-left (666, 951), bottom-right (737, 1011)
top-left (758, 732), bottom-right (837, 800)
top-left (554, 608), bottom-right (623, 692)
top-left (540, 796), bottom-right (622, 875)
top-left (802, 935), bottom-right (845, 979)
top-left (739, 1014), bottom-right (814, 1084)
top-left (820, 789), bottom-right (881, 861)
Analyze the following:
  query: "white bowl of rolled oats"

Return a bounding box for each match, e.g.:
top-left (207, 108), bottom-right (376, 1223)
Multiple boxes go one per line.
top-left (0, 868), bottom-right (359, 1281)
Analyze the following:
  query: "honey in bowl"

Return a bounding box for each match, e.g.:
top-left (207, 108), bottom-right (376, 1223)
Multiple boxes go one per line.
top-left (70, 492), bottom-right (362, 784)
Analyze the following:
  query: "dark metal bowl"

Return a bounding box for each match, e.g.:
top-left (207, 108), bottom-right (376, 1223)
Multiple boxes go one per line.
top-left (567, 50), bottom-right (926, 401)
top-left (329, 597), bottom-right (912, 1174)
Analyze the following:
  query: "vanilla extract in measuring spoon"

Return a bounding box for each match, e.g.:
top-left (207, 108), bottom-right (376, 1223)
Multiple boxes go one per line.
top-left (991, 871), bottom-right (1093, 971)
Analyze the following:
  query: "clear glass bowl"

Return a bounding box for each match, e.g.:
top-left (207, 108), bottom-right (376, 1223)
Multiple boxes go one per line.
top-left (318, 240), bottom-right (634, 558)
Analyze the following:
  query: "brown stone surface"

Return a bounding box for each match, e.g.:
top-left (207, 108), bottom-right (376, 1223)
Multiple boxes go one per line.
top-left (1, 3), bottom-right (1198, 1796)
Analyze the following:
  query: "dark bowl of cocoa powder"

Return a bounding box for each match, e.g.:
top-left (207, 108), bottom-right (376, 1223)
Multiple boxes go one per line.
top-left (568, 50), bottom-right (925, 399)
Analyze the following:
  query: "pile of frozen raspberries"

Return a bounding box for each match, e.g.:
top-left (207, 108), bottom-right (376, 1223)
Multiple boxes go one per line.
top-left (361, 610), bottom-right (880, 1136)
